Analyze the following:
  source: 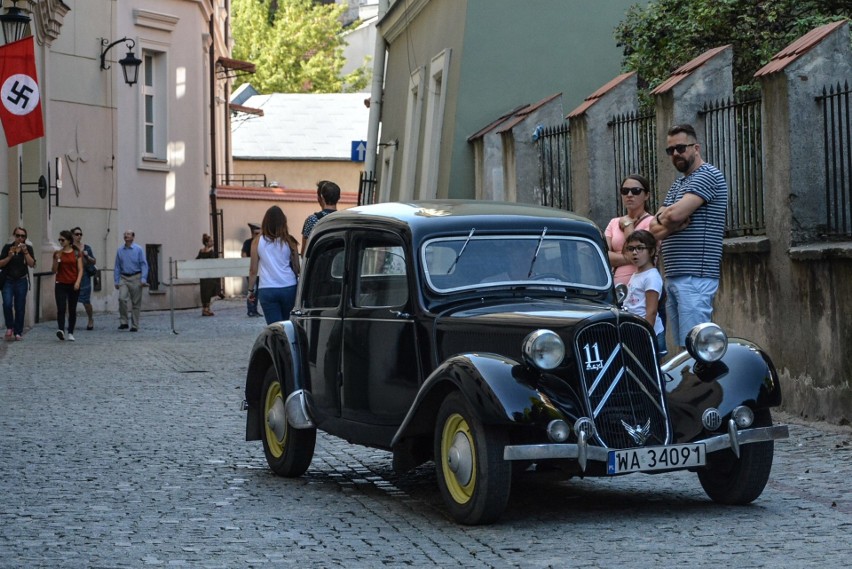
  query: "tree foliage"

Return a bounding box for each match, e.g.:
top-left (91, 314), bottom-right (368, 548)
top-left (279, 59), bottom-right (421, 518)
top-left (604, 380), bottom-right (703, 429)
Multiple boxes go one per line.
top-left (615, 0), bottom-right (852, 93)
top-left (231, 0), bottom-right (370, 94)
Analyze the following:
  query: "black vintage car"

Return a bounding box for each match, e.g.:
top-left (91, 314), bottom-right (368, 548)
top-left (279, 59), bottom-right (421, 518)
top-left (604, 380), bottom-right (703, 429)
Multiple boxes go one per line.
top-left (242, 201), bottom-right (788, 524)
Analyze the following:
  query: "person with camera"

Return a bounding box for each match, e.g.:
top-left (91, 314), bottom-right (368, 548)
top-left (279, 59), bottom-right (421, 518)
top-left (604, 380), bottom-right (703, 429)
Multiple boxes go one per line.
top-left (1, 227), bottom-right (36, 341)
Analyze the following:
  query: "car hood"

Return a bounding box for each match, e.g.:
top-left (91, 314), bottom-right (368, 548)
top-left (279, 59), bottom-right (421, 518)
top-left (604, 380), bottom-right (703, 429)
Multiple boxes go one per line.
top-left (434, 298), bottom-right (622, 364)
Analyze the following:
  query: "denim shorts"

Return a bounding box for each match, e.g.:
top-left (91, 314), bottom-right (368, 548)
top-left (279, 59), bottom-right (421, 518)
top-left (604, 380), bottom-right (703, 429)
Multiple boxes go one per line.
top-left (664, 275), bottom-right (719, 347)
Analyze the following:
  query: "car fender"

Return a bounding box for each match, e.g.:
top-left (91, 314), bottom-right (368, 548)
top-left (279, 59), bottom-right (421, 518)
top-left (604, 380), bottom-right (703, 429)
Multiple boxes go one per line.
top-left (391, 353), bottom-right (565, 450)
top-left (244, 320), bottom-right (307, 441)
top-left (662, 338), bottom-right (782, 442)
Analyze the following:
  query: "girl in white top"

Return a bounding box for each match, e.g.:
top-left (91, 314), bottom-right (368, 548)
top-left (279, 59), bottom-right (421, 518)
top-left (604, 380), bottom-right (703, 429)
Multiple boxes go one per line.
top-left (623, 229), bottom-right (667, 361)
top-left (249, 206), bottom-right (301, 324)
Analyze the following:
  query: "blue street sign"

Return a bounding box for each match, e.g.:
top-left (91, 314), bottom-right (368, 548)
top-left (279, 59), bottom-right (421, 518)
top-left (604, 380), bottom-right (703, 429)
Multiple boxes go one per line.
top-left (351, 140), bottom-right (367, 162)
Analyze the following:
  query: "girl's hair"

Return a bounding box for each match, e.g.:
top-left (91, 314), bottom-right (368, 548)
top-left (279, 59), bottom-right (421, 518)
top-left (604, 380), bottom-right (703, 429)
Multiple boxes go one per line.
top-left (626, 229), bottom-right (657, 258)
top-left (261, 205), bottom-right (298, 251)
top-left (202, 233), bottom-right (212, 245)
top-left (59, 229), bottom-right (80, 253)
top-left (622, 173), bottom-right (651, 193)
top-left (71, 226), bottom-right (82, 235)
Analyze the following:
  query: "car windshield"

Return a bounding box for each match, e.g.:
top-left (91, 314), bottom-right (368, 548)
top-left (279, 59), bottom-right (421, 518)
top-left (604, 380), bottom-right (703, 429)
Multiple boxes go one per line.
top-left (422, 234), bottom-right (611, 293)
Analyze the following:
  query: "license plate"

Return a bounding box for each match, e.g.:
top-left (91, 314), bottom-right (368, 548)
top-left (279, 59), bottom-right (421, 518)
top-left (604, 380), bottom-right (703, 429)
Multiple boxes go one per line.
top-left (607, 443), bottom-right (706, 475)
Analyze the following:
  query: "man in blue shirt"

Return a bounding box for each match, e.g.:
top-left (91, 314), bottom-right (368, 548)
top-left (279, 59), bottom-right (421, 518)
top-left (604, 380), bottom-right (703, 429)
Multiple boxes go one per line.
top-left (113, 230), bottom-right (149, 332)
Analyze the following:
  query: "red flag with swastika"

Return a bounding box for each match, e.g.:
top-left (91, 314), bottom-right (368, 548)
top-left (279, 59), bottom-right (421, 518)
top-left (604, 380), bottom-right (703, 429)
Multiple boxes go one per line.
top-left (0, 37), bottom-right (44, 147)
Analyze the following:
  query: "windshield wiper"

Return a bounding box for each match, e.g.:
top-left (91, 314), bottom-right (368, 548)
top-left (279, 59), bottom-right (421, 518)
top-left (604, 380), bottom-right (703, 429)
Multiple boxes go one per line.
top-left (447, 228), bottom-right (475, 273)
top-left (526, 226), bottom-right (547, 278)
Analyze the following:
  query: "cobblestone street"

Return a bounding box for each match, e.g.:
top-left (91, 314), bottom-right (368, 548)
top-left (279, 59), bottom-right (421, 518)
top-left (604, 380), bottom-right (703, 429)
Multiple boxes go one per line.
top-left (1, 299), bottom-right (850, 568)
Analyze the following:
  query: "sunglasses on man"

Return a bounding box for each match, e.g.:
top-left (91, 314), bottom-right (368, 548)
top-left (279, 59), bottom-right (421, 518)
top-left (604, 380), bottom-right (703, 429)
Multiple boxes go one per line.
top-left (665, 143), bottom-right (696, 156)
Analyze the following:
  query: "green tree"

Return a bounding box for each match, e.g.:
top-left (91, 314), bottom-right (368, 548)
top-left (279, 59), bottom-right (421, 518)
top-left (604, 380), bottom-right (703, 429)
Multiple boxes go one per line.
top-left (615, 0), bottom-right (851, 94)
top-left (231, 0), bottom-right (370, 93)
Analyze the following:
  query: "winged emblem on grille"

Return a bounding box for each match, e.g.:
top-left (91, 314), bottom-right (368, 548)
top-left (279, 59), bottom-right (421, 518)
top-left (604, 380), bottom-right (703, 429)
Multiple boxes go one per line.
top-left (621, 418), bottom-right (652, 445)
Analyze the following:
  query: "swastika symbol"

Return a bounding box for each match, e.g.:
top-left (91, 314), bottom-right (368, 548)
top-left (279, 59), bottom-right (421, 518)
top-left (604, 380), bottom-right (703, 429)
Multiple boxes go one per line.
top-left (1, 74), bottom-right (40, 116)
top-left (6, 80), bottom-right (34, 109)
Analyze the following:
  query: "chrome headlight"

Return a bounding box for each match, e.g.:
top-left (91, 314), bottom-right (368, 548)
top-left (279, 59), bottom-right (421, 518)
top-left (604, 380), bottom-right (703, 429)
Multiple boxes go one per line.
top-left (686, 322), bottom-right (728, 363)
top-left (522, 329), bottom-right (565, 370)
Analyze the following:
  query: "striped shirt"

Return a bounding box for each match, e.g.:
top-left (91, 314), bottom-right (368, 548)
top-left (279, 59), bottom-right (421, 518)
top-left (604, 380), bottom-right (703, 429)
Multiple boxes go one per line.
top-left (660, 163), bottom-right (727, 279)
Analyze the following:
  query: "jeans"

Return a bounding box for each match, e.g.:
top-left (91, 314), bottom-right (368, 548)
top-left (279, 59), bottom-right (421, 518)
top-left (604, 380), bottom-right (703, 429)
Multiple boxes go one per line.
top-left (55, 282), bottom-right (80, 333)
top-left (665, 275), bottom-right (719, 347)
top-left (2, 276), bottom-right (28, 335)
top-left (258, 285), bottom-right (297, 325)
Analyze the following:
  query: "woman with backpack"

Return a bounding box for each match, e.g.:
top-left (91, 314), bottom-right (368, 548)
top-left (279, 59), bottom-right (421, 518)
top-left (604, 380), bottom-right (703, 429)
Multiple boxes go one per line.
top-left (52, 229), bottom-right (83, 341)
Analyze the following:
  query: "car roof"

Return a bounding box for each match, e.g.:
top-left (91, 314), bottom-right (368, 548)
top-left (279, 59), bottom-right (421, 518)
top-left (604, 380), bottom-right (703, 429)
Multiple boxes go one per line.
top-left (311, 200), bottom-right (603, 245)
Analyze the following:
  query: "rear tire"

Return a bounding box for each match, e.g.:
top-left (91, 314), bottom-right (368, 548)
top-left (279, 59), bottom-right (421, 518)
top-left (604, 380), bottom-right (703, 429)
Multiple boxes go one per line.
top-left (697, 409), bottom-right (774, 505)
top-left (260, 367), bottom-right (316, 477)
top-left (434, 391), bottom-right (511, 525)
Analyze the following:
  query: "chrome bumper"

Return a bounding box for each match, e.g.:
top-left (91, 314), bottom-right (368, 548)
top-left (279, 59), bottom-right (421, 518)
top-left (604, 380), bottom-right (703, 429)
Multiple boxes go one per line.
top-left (503, 423), bottom-right (789, 471)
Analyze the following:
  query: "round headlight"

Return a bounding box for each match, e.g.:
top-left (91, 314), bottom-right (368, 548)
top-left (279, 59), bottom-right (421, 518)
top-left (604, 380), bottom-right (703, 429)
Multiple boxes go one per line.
top-left (522, 329), bottom-right (565, 370)
top-left (685, 323), bottom-right (728, 363)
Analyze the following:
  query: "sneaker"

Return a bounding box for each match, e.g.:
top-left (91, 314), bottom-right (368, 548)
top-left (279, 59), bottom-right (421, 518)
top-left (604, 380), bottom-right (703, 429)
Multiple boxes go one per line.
top-left (118, 324), bottom-right (129, 330)
top-left (14, 334), bottom-right (22, 341)
top-left (129, 327), bottom-right (138, 332)
top-left (4, 329), bottom-right (12, 340)
top-left (56, 330), bottom-right (65, 341)
top-left (67, 333), bottom-right (76, 342)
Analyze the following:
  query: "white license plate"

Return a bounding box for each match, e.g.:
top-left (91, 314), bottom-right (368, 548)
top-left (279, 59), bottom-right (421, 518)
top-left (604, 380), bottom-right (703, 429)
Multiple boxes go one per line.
top-left (607, 443), bottom-right (706, 475)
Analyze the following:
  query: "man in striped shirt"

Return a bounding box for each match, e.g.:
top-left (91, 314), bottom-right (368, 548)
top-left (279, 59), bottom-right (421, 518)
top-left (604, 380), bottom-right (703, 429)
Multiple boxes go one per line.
top-left (650, 124), bottom-right (728, 348)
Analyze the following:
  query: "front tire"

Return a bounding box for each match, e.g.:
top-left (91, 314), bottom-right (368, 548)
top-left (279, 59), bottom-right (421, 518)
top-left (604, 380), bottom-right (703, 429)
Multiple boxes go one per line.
top-left (434, 391), bottom-right (511, 525)
top-left (260, 367), bottom-right (316, 477)
top-left (697, 409), bottom-right (774, 504)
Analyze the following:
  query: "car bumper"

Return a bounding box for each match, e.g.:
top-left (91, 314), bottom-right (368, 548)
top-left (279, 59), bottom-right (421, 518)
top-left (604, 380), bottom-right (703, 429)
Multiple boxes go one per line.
top-left (503, 423), bottom-right (789, 471)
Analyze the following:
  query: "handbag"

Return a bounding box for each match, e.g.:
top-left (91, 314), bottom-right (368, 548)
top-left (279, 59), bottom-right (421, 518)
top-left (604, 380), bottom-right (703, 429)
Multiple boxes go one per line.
top-left (0, 268), bottom-right (6, 289)
top-left (86, 262), bottom-right (98, 277)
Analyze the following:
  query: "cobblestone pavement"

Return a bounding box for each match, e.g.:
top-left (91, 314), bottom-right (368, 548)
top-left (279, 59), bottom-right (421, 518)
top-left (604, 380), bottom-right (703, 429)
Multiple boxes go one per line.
top-left (1, 299), bottom-right (850, 568)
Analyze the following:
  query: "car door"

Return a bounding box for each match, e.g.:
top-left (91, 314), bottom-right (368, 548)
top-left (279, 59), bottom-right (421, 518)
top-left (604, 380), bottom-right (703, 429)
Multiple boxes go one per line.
top-left (341, 231), bottom-right (421, 426)
top-left (294, 233), bottom-right (346, 421)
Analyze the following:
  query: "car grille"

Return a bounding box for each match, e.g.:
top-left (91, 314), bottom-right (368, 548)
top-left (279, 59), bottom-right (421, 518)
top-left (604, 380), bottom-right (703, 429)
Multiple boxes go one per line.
top-left (574, 321), bottom-right (669, 449)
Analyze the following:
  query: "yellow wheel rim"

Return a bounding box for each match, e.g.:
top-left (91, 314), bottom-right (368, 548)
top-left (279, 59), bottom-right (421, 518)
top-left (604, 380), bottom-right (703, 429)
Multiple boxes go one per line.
top-left (440, 412), bottom-right (476, 504)
top-left (263, 381), bottom-right (286, 458)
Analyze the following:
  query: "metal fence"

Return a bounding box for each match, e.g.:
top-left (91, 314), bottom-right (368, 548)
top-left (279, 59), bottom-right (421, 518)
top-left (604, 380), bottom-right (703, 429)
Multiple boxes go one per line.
top-left (358, 171), bottom-right (377, 205)
top-left (817, 81), bottom-right (852, 239)
top-left (216, 173), bottom-right (267, 187)
top-left (609, 111), bottom-right (658, 215)
top-left (699, 95), bottom-right (765, 236)
top-left (535, 123), bottom-right (572, 211)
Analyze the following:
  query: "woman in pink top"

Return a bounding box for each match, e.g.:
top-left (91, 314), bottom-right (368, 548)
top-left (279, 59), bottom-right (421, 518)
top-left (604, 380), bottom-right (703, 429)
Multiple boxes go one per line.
top-left (605, 174), bottom-right (654, 286)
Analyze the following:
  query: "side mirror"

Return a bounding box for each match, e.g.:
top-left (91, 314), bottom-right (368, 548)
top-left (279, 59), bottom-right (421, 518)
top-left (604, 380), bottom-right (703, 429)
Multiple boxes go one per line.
top-left (615, 283), bottom-right (628, 306)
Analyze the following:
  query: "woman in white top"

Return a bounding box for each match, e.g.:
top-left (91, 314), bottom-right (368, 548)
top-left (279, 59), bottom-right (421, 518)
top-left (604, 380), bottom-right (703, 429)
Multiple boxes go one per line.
top-left (248, 206), bottom-right (301, 324)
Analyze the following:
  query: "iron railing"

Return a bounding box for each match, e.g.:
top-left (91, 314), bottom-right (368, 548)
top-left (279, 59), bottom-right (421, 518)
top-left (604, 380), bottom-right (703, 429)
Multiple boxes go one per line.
top-left (609, 111), bottom-right (658, 215)
top-left (535, 123), bottom-right (572, 211)
top-left (359, 170), bottom-right (377, 205)
top-left (216, 173), bottom-right (268, 187)
top-left (699, 95), bottom-right (765, 236)
top-left (817, 81), bottom-right (852, 239)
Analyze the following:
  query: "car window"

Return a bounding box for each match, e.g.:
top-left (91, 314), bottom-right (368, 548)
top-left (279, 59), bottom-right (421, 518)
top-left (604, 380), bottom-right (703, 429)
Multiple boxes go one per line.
top-left (422, 235), bottom-right (611, 293)
top-left (355, 243), bottom-right (408, 308)
top-left (302, 239), bottom-right (345, 308)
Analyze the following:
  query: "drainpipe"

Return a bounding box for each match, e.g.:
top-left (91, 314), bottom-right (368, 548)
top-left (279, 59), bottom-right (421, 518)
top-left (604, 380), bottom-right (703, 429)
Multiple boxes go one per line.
top-left (364, 0), bottom-right (389, 180)
top-left (209, 15), bottom-right (220, 256)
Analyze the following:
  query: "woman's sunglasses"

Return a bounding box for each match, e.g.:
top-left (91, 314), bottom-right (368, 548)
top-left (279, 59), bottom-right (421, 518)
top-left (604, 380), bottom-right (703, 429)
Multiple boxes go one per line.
top-left (620, 187), bottom-right (645, 196)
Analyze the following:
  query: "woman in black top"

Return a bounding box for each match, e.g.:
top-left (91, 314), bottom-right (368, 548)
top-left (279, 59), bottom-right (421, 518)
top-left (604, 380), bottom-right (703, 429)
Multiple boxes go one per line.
top-left (1, 227), bottom-right (37, 341)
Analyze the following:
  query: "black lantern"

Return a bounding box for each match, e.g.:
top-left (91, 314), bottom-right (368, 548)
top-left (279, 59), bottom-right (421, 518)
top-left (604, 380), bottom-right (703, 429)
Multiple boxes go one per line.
top-left (100, 37), bottom-right (142, 87)
top-left (0, 1), bottom-right (31, 44)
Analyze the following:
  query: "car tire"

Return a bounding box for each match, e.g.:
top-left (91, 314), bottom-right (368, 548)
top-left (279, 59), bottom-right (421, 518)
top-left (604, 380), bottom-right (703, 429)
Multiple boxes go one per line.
top-left (697, 408), bottom-right (774, 505)
top-left (260, 367), bottom-right (316, 477)
top-left (434, 391), bottom-right (511, 525)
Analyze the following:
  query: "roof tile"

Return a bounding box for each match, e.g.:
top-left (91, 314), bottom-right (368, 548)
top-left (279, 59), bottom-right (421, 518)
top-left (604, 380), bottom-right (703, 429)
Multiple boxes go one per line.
top-left (755, 20), bottom-right (848, 78)
top-left (650, 46), bottom-right (730, 95)
top-left (567, 72), bottom-right (635, 119)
